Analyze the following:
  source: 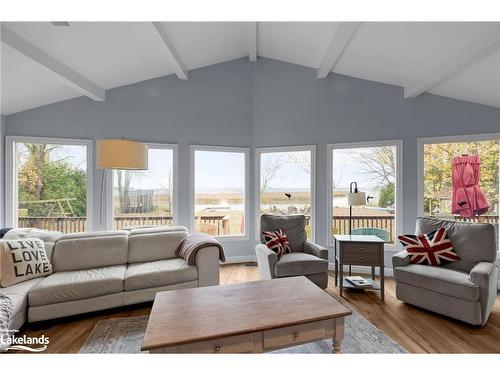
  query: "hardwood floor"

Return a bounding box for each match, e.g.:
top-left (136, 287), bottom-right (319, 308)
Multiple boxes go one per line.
top-left (18, 263), bottom-right (500, 354)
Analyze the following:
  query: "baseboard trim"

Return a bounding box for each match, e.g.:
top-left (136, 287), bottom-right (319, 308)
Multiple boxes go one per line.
top-left (328, 263), bottom-right (394, 277)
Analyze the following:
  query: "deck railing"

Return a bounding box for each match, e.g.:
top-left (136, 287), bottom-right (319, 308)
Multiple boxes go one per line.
top-left (18, 215), bottom-right (231, 235)
top-left (18, 214), bottom-right (499, 239)
top-left (332, 215), bottom-right (395, 242)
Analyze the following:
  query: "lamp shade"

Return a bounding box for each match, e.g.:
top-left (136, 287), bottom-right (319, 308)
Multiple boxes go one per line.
top-left (347, 192), bottom-right (366, 206)
top-left (96, 139), bottom-right (148, 170)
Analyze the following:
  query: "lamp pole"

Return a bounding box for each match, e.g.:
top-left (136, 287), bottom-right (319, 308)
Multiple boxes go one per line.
top-left (348, 181), bottom-right (358, 235)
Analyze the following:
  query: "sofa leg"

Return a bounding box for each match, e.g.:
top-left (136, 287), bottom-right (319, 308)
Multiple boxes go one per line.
top-left (28, 320), bottom-right (54, 331)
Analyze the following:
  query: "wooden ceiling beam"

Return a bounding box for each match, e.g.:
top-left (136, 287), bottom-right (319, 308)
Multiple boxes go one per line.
top-left (317, 22), bottom-right (361, 79)
top-left (404, 25), bottom-right (500, 98)
top-left (1, 24), bottom-right (105, 101)
top-left (151, 22), bottom-right (188, 80)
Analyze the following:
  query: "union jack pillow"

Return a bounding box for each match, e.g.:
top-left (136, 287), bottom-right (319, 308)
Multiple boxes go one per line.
top-left (262, 228), bottom-right (291, 260)
top-left (398, 227), bottom-right (460, 266)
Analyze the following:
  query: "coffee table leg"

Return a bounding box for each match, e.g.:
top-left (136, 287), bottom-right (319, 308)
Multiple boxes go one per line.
top-left (332, 317), bottom-right (345, 354)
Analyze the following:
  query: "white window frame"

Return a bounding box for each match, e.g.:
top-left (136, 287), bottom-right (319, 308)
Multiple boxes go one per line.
top-left (327, 140), bottom-right (403, 251)
top-left (255, 145), bottom-right (316, 242)
top-left (105, 142), bottom-right (179, 230)
top-left (417, 132), bottom-right (500, 217)
top-left (190, 145), bottom-right (250, 241)
top-left (5, 135), bottom-right (94, 230)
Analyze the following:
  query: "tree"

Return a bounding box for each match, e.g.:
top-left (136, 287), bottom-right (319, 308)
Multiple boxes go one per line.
top-left (260, 154), bottom-right (287, 193)
top-left (423, 141), bottom-right (499, 216)
top-left (379, 182), bottom-right (395, 208)
top-left (357, 146), bottom-right (396, 185)
top-left (18, 144), bottom-right (87, 217)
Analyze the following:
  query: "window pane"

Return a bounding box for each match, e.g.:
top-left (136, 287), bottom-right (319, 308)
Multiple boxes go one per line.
top-left (259, 150), bottom-right (313, 239)
top-left (332, 146), bottom-right (397, 243)
top-left (112, 148), bottom-right (174, 229)
top-left (423, 140), bottom-right (499, 224)
top-left (16, 142), bottom-right (88, 233)
top-left (194, 150), bottom-right (246, 236)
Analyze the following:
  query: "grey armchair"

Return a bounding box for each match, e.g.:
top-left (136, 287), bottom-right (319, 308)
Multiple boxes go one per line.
top-left (255, 214), bottom-right (329, 289)
top-left (393, 217), bottom-right (498, 326)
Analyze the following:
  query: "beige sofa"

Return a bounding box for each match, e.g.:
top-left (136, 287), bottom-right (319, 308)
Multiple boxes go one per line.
top-left (1, 226), bottom-right (221, 330)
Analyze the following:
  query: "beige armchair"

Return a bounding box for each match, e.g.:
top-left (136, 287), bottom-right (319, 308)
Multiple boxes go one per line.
top-left (255, 214), bottom-right (329, 289)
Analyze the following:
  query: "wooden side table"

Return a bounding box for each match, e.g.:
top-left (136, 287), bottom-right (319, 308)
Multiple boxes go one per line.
top-left (333, 234), bottom-right (385, 300)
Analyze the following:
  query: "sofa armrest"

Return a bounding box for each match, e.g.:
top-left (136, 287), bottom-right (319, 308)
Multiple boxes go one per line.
top-left (392, 250), bottom-right (410, 269)
top-left (304, 241), bottom-right (329, 260)
top-left (255, 244), bottom-right (277, 280)
top-left (194, 246), bottom-right (220, 287)
top-left (469, 262), bottom-right (498, 325)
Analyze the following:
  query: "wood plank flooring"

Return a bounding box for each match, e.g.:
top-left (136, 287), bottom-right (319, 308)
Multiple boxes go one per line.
top-left (17, 263), bottom-right (500, 354)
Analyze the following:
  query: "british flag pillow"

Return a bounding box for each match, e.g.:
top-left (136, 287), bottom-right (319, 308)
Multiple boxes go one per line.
top-left (262, 228), bottom-right (291, 260)
top-left (398, 227), bottom-right (460, 266)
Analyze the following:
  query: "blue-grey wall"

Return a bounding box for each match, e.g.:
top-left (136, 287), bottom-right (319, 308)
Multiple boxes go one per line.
top-left (5, 58), bottom-right (255, 260)
top-left (252, 58), bottom-right (500, 265)
top-left (5, 57), bottom-right (500, 265)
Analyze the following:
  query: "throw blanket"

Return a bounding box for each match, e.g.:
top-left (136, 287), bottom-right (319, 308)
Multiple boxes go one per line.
top-left (176, 233), bottom-right (226, 265)
top-left (0, 228), bottom-right (12, 239)
top-left (0, 293), bottom-right (14, 352)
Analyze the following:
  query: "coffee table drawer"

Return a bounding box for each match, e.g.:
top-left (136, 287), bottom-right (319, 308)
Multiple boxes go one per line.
top-left (156, 333), bottom-right (256, 353)
top-left (263, 320), bottom-right (332, 350)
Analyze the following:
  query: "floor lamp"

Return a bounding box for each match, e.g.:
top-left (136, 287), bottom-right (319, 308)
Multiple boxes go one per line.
top-left (96, 139), bottom-right (149, 228)
top-left (347, 181), bottom-right (366, 235)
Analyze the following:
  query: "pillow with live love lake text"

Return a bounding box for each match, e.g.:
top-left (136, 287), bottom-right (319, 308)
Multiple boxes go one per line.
top-left (0, 238), bottom-right (53, 287)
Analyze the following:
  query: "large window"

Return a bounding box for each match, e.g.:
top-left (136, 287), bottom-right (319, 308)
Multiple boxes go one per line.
top-left (329, 141), bottom-right (402, 245)
top-left (257, 146), bottom-right (315, 240)
top-left (111, 145), bottom-right (176, 229)
top-left (420, 135), bottom-right (499, 224)
top-left (7, 136), bottom-right (92, 233)
top-left (192, 146), bottom-right (248, 237)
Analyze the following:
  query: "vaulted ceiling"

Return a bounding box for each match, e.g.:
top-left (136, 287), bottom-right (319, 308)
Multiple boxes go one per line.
top-left (1, 21), bottom-right (499, 115)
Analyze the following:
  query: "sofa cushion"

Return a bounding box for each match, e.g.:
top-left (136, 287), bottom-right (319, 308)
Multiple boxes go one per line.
top-left (275, 252), bottom-right (328, 277)
top-left (0, 278), bottom-right (45, 330)
top-left (124, 258), bottom-right (198, 291)
top-left (52, 231), bottom-right (129, 272)
top-left (28, 265), bottom-right (126, 306)
top-left (260, 215), bottom-right (307, 253)
top-left (416, 217), bottom-right (497, 272)
top-left (127, 227), bottom-right (188, 263)
top-left (394, 264), bottom-right (479, 302)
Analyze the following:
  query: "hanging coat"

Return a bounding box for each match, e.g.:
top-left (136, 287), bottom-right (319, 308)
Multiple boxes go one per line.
top-left (451, 155), bottom-right (489, 218)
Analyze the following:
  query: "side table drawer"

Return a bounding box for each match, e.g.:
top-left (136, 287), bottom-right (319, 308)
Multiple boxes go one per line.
top-left (263, 320), bottom-right (333, 350)
top-left (341, 251), bottom-right (380, 265)
top-left (342, 242), bottom-right (380, 255)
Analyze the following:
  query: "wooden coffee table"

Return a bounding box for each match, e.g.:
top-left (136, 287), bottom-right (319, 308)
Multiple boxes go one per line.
top-left (142, 276), bottom-right (352, 353)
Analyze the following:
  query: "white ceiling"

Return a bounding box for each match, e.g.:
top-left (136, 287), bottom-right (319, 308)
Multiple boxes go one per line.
top-left (1, 21), bottom-right (499, 115)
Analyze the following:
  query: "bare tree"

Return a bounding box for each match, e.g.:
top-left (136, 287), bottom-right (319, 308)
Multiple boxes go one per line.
top-left (287, 152), bottom-right (311, 175)
top-left (357, 146), bottom-right (395, 185)
top-left (260, 154), bottom-right (287, 193)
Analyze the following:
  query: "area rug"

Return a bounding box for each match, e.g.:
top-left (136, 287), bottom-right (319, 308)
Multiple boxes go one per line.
top-left (80, 310), bottom-right (407, 354)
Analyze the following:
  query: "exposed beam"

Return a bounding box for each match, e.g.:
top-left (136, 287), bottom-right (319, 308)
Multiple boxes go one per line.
top-left (404, 26), bottom-right (500, 98)
top-left (317, 22), bottom-right (361, 79)
top-left (1, 25), bottom-right (105, 101)
top-left (151, 22), bottom-right (188, 80)
top-left (248, 22), bottom-right (257, 62)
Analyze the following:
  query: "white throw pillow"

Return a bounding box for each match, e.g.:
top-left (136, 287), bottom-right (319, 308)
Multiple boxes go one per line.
top-left (0, 238), bottom-right (53, 287)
